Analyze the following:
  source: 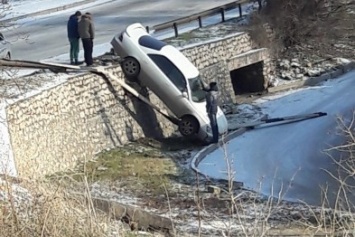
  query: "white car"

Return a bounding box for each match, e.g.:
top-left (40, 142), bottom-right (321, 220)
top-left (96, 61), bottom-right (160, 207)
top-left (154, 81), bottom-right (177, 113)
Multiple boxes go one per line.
top-left (111, 23), bottom-right (228, 142)
top-left (0, 32), bottom-right (11, 59)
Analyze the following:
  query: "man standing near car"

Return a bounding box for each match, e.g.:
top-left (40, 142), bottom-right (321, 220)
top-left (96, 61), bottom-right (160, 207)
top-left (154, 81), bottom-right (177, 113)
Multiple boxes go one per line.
top-left (206, 82), bottom-right (219, 144)
top-left (78, 12), bottom-right (95, 66)
top-left (67, 11), bottom-right (81, 65)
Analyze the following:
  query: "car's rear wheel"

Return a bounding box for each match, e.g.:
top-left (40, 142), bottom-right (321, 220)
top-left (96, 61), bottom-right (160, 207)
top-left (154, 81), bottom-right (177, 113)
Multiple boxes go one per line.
top-left (178, 115), bottom-right (199, 137)
top-left (121, 57), bottom-right (140, 79)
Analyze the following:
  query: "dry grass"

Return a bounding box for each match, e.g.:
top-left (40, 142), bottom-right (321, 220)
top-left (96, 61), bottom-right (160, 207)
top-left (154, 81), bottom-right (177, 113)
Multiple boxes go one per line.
top-left (81, 146), bottom-right (178, 195)
top-left (0, 176), bottom-right (126, 237)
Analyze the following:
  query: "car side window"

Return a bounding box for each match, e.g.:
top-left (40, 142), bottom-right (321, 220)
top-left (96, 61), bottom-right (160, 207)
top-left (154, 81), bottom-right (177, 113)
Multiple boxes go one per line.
top-left (148, 54), bottom-right (187, 92)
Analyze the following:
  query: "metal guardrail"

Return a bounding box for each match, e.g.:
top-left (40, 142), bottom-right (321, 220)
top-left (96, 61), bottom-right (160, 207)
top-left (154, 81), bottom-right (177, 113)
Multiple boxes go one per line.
top-left (148, 0), bottom-right (255, 37)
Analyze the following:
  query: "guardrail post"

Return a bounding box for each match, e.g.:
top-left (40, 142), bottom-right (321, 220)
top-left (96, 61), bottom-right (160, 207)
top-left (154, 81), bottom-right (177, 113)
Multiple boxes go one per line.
top-left (173, 23), bottom-right (178, 37)
top-left (257, 0), bottom-right (262, 11)
top-left (198, 16), bottom-right (202, 28)
top-left (220, 8), bottom-right (225, 22)
top-left (146, 26), bottom-right (149, 33)
top-left (152, 1), bottom-right (251, 35)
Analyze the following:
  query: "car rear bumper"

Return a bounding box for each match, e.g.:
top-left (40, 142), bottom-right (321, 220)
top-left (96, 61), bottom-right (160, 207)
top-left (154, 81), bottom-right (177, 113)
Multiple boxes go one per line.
top-left (111, 33), bottom-right (127, 58)
top-left (217, 112), bottom-right (229, 134)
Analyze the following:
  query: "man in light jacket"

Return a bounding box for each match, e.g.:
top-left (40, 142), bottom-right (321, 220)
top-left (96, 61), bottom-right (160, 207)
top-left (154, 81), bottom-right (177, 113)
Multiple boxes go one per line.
top-left (67, 11), bottom-right (81, 65)
top-left (78, 12), bottom-right (95, 66)
top-left (205, 82), bottom-right (219, 144)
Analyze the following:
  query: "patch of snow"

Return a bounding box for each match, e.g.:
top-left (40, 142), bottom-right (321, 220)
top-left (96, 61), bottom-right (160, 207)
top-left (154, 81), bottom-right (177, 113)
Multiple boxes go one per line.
top-left (10, 73), bottom-right (72, 103)
top-left (203, 2), bottom-right (258, 27)
top-left (0, 101), bottom-right (16, 176)
top-left (269, 77), bottom-right (280, 87)
top-left (230, 48), bottom-right (267, 59)
top-left (90, 182), bottom-right (143, 207)
top-left (0, 68), bottom-right (38, 79)
top-left (0, 177), bottom-right (32, 204)
top-left (177, 218), bottom-right (243, 235)
top-left (226, 104), bottom-right (264, 129)
top-left (153, 2), bottom-right (257, 42)
top-left (42, 43), bottom-right (112, 64)
top-left (1, 0), bottom-right (115, 21)
top-left (177, 32), bottom-right (245, 51)
top-left (255, 87), bottom-right (316, 104)
top-left (335, 57), bottom-right (352, 65)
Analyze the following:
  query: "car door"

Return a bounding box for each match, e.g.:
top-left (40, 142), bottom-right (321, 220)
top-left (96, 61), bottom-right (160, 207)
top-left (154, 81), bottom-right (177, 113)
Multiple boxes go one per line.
top-left (147, 54), bottom-right (194, 117)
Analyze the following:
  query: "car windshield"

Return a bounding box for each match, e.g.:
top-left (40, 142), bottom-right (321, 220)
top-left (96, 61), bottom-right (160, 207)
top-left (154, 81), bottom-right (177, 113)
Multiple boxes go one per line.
top-left (188, 76), bottom-right (207, 103)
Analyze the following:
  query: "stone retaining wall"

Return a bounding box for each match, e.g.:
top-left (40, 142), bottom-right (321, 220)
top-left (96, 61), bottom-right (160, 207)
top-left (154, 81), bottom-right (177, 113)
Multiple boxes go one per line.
top-left (6, 32), bottom-right (272, 178)
top-left (7, 69), bottom-right (175, 177)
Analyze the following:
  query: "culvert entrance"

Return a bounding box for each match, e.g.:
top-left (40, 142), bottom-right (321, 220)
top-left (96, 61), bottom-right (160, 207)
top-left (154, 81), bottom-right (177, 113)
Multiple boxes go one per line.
top-left (230, 61), bottom-right (265, 95)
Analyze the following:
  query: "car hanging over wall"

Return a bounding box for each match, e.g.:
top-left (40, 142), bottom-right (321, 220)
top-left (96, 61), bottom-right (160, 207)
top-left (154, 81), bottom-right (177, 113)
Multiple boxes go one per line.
top-left (111, 23), bottom-right (228, 142)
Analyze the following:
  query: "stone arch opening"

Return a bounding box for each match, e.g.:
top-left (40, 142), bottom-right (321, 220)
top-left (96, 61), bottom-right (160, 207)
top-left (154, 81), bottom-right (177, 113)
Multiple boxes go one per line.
top-left (230, 61), bottom-right (265, 95)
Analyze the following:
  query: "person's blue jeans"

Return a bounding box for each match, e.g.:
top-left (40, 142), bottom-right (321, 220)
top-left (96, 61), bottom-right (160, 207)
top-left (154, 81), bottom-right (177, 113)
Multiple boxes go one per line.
top-left (69, 38), bottom-right (80, 63)
top-left (208, 113), bottom-right (219, 143)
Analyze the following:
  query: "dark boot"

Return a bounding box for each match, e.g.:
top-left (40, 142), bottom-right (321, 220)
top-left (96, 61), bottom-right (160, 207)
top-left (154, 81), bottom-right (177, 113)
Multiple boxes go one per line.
top-left (75, 60), bottom-right (83, 65)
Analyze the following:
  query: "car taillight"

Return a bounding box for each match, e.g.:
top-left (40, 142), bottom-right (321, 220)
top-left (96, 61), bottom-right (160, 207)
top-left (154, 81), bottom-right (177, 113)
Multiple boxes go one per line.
top-left (118, 33), bottom-right (123, 42)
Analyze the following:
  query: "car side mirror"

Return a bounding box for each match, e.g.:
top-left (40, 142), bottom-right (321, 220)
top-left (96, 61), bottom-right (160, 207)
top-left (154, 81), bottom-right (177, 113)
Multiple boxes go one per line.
top-left (182, 91), bottom-right (188, 98)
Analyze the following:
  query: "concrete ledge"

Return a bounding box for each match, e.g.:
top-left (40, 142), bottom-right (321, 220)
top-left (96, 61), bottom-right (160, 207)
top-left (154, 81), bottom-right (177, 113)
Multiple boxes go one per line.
top-left (227, 48), bottom-right (268, 70)
top-left (268, 61), bottom-right (355, 93)
top-left (92, 197), bottom-right (174, 233)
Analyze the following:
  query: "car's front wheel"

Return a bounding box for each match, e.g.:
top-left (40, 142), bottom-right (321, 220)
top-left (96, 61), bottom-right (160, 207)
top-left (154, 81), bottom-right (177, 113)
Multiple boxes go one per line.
top-left (121, 57), bottom-right (140, 80)
top-left (178, 115), bottom-right (199, 137)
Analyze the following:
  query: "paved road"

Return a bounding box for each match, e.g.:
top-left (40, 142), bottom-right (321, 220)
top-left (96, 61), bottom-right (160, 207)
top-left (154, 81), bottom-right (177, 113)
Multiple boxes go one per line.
top-left (4, 0), bottom-right (236, 61)
top-left (198, 71), bottom-right (355, 207)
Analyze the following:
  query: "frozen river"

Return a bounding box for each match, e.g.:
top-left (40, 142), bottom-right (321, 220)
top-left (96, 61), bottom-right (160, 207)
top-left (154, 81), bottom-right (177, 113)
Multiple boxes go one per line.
top-left (198, 71), bottom-right (355, 207)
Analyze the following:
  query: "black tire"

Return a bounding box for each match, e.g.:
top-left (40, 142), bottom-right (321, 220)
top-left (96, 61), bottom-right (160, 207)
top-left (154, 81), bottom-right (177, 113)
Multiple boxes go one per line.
top-left (178, 116), bottom-right (199, 137)
top-left (121, 56), bottom-right (140, 79)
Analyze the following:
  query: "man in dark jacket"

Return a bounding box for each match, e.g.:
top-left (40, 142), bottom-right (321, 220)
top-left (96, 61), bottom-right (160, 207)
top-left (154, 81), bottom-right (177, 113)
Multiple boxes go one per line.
top-left (205, 82), bottom-right (219, 143)
top-left (78, 12), bottom-right (95, 66)
top-left (67, 11), bottom-right (81, 65)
